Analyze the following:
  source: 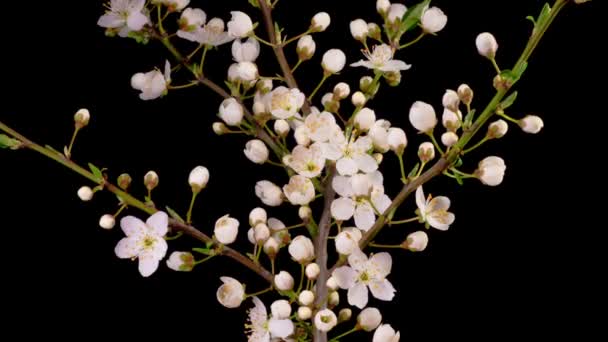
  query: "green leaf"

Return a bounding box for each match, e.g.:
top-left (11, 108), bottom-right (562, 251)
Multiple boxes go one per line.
top-left (536, 3), bottom-right (552, 27)
top-left (88, 163), bottom-right (104, 182)
top-left (248, 0), bottom-right (260, 8)
top-left (454, 157), bottom-right (464, 168)
top-left (206, 240), bottom-right (214, 249)
top-left (408, 162), bottom-right (420, 179)
top-left (526, 16), bottom-right (536, 26)
top-left (500, 91), bottom-right (519, 110)
top-left (464, 109), bottom-right (477, 127)
top-left (166, 206), bottom-right (186, 224)
top-left (0, 134), bottom-right (20, 149)
top-left (193, 247), bottom-right (213, 256)
top-left (400, 0), bottom-right (431, 33)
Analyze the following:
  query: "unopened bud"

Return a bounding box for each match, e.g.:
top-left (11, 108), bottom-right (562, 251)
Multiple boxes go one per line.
top-left (457, 84), bottom-right (473, 106)
top-left (359, 76), bottom-right (374, 92)
top-left (144, 171), bottom-right (159, 191)
top-left (418, 142), bottom-right (435, 163)
top-left (74, 108), bottom-right (90, 128)
top-left (213, 122), bottom-right (228, 135)
top-left (99, 214), bottom-right (115, 230)
top-left (77, 186), bottom-right (94, 202)
top-left (351, 91), bottom-right (367, 107)
top-left (299, 206), bottom-right (312, 221)
top-left (384, 71), bottom-right (401, 87)
top-left (487, 119), bottom-right (508, 139)
top-left (117, 173), bottom-right (132, 191)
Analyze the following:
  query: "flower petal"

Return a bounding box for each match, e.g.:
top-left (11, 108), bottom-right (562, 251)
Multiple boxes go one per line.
top-left (120, 216), bottom-right (146, 236)
top-left (369, 279), bottom-right (396, 301)
top-left (369, 252), bottom-right (392, 278)
top-left (415, 186), bottom-right (426, 212)
top-left (348, 249), bottom-right (368, 272)
top-left (138, 253), bottom-right (160, 277)
top-left (146, 211), bottom-right (169, 236)
top-left (354, 202), bottom-right (375, 231)
top-left (332, 266), bottom-right (358, 289)
top-left (127, 11), bottom-right (148, 31)
top-left (97, 14), bottom-right (124, 28)
top-left (114, 236), bottom-right (142, 259)
top-left (337, 157), bottom-right (358, 176)
top-left (347, 282), bottom-right (369, 309)
top-left (269, 318), bottom-right (294, 338)
top-left (332, 175), bottom-right (354, 198)
top-left (331, 197), bottom-right (356, 221)
top-left (355, 154), bottom-right (379, 174)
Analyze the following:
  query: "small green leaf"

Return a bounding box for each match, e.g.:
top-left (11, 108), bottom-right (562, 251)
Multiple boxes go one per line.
top-left (408, 162), bottom-right (420, 179)
top-left (526, 16), bottom-right (536, 26)
top-left (88, 163), bottom-right (104, 182)
top-left (464, 109), bottom-right (477, 126)
top-left (248, 0), bottom-right (260, 8)
top-left (0, 134), bottom-right (20, 149)
top-left (193, 247), bottom-right (212, 256)
top-left (454, 157), bottom-right (464, 168)
top-left (400, 0), bottom-right (431, 33)
top-left (500, 91), bottom-right (519, 110)
top-left (536, 3), bottom-right (552, 27)
top-left (166, 206), bottom-right (186, 224)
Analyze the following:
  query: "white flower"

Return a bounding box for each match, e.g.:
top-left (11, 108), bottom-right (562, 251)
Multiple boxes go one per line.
top-left (254, 223), bottom-right (270, 244)
top-left (409, 101), bottom-right (438, 133)
top-left (263, 237), bottom-right (279, 256)
top-left (332, 249), bottom-right (396, 309)
top-left (368, 119), bottom-right (391, 153)
top-left (520, 115), bottom-right (544, 134)
top-left (97, 0), bottom-right (148, 38)
top-left (488, 119), bottom-right (508, 138)
top-left (244, 140), bottom-right (269, 164)
top-left (274, 119), bottom-right (290, 137)
top-left (298, 291), bottom-right (315, 306)
top-left (219, 97), bottom-right (244, 126)
top-left (354, 108), bottom-right (376, 132)
top-left (297, 35), bottom-right (316, 61)
top-left (300, 111), bottom-right (339, 143)
top-left (178, 8), bottom-right (205, 36)
top-left (263, 86), bottom-right (306, 119)
top-left (227, 11), bottom-right (253, 38)
top-left (283, 175), bottom-right (315, 205)
top-left (247, 297), bottom-right (295, 341)
top-left (188, 165), bottom-right (209, 192)
top-left (373, 324), bottom-right (400, 342)
top-left (476, 32), bottom-right (498, 59)
top-left (131, 61), bottom-right (171, 100)
top-left (387, 127), bottom-right (407, 154)
top-left (284, 144), bottom-right (326, 178)
top-left (99, 214), bottom-right (115, 229)
top-left (311, 12), bottom-right (331, 32)
top-left (332, 136), bottom-right (378, 176)
top-left (387, 4), bottom-right (407, 23)
top-left (314, 309), bottom-right (338, 332)
top-left (288, 235), bottom-right (315, 264)
top-left (232, 38), bottom-right (260, 63)
top-left (77, 186), bottom-right (93, 201)
top-left (404, 231), bottom-right (428, 252)
top-left (351, 44), bottom-right (411, 73)
top-left (442, 108), bottom-right (462, 131)
top-left (166, 251), bottom-right (194, 271)
top-left (249, 207), bottom-right (267, 226)
top-left (114, 212), bottom-right (169, 277)
top-left (335, 228), bottom-right (362, 255)
top-left (217, 276), bottom-right (245, 308)
top-left (306, 263), bottom-right (320, 280)
top-left (271, 300), bottom-right (292, 320)
top-left (274, 271), bottom-right (295, 291)
top-left (187, 17), bottom-right (234, 46)
top-left (415, 186), bottom-right (455, 231)
top-left (214, 214), bottom-right (239, 245)
top-left (376, 0), bottom-right (390, 15)
top-left (297, 306), bottom-right (312, 320)
top-left (322, 49), bottom-right (347, 74)
top-left (358, 307), bottom-right (382, 331)
top-left (255, 180), bottom-right (284, 207)
top-left (442, 89), bottom-right (460, 112)
top-left (476, 156), bottom-right (506, 186)
top-left (350, 19), bottom-right (369, 40)
top-left (421, 7), bottom-right (447, 33)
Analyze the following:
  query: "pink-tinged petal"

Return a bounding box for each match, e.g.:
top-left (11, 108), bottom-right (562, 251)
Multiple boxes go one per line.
top-left (347, 282), bottom-right (369, 309)
top-left (355, 154), bottom-right (379, 174)
top-left (146, 212), bottom-right (169, 237)
top-left (331, 197), bottom-right (356, 221)
top-left (428, 212), bottom-right (454, 231)
top-left (177, 29), bottom-right (200, 42)
top-left (151, 237), bottom-right (168, 260)
top-left (129, 0), bottom-right (146, 12)
top-left (138, 253), bottom-right (160, 277)
top-left (369, 279), bottom-right (396, 301)
top-left (114, 236), bottom-right (142, 259)
top-left (348, 249), bottom-right (369, 272)
top-left (332, 266), bottom-right (358, 289)
top-left (354, 202), bottom-right (375, 232)
top-left (268, 318), bottom-right (294, 338)
top-left (428, 196), bottom-right (451, 212)
top-left (415, 186), bottom-right (426, 211)
top-left (350, 60), bottom-right (374, 69)
top-left (336, 157), bottom-right (358, 176)
top-left (321, 142), bottom-right (343, 161)
top-left (120, 216), bottom-right (146, 236)
top-left (367, 171), bottom-right (384, 189)
top-left (354, 136), bottom-right (373, 151)
top-left (372, 193), bottom-right (391, 213)
top-left (369, 252), bottom-right (392, 278)
top-left (97, 14), bottom-right (124, 28)
top-left (127, 11), bottom-right (148, 31)
top-left (332, 175), bottom-right (354, 198)
top-left (380, 60), bottom-right (412, 72)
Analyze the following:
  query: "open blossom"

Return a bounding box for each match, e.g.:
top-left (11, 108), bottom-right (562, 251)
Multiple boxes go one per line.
top-left (327, 136), bottom-right (378, 176)
top-left (255, 180), bottom-right (284, 207)
top-left (263, 86), bottom-right (305, 119)
top-left (114, 212), bottom-right (169, 277)
top-left (298, 111), bottom-right (340, 143)
top-left (332, 249), bottom-right (396, 309)
top-left (373, 324), bottom-right (400, 342)
top-left (97, 0), bottom-right (149, 38)
top-left (217, 276), bottom-right (245, 308)
top-left (177, 8), bottom-right (205, 39)
top-left (131, 61), bottom-right (171, 100)
top-left (284, 144), bottom-right (326, 178)
top-left (314, 309), bottom-right (338, 332)
top-left (416, 186), bottom-right (455, 231)
top-left (183, 17), bottom-right (234, 46)
top-left (351, 44), bottom-right (411, 72)
top-left (283, 175), bottom-right (315, 205)
top-left (232, 38), bottom-right (260, 63)
top-left (475, 156), bottom-right (506, 186)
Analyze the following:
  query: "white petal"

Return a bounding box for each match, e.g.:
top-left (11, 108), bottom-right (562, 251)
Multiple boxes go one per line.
top-left (354, 202), bottom-right (375, 231)
top-left (350, 60), bottom-right (374, 69)
top-left (415, 186), bottom-right (426, 211)
top-left (348, 249), bottom-right (368, 272)
top-left (114, 237), bottom-right (142, 259)
top-left (372, 193), bottom-right (391, 213)
top-left (332, 176), bottom-right (354, 198)
top-left (428, 196), bottom-right (450, 212)
top-left (369, 252), bottom-right (392, 278)
top-left (355, 154), bottom-right (379, 174)
top-left (138, 253), bottom-right (160, 277)
top-left (332, 266), bottom-right (358, 289)
top-left (428, 213), bottom-right (455, 231)
top-left (331, 197), bottom-right (356, 221)
top-left (369, 279), bottom-right (396, 301)
top-left (146, 212), bottom-right (169, 236)
top-left (347, 282), bottom-right (369, 309)
top-left (336, 157), bottom-right (358, 176)
top-left (97, 14), bottom-right (124, 28)
top-left (120, 216), bottom-right (146, 236)
top-left (127, 11), bottom-right (148, 31)
top-left (268, 319), bottom-right (294, 338)
top-left (150, 238), bottom-right (168, 260)
top-left (380, 60), bottom-right (411, 72)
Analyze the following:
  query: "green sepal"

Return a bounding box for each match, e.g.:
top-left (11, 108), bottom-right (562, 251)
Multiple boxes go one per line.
top-left (88, 163), bottom-right (104, 182)
top-left (166, 206), bottom-right (186, 224)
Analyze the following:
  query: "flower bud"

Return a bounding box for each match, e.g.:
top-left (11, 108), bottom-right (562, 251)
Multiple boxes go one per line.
top-left (166, 251), bottom-right (195, 271)
top-left (117, 173), bottom-right (132, 191)
top-left (333, 82), bottom-right (351, 100)
top-left (322, 49), bottom-right (346, 74)
top-left (298, 306), bottom-right (312, 320)
top-left (418, 142), bottom-right (435, 163)
top-left (384, 70), bottom-right (401, 87)
top-left (247, 227), bottom-right (255, 244)
top-left (315, 309), bottom-right (338, 332)
top-left (376, 0), bottom-right (390, 16)
top-left (476, 32), bottom-right (498, 59)
top-left (254, 223), bottom-right (270, 244)
top-left (263, 237), bottom-right (280, 257)
top-left (310, 12), bottom-right (331, 32)
top-left (387, 127), bottom-right (407, 154)
top-left (219, 98), bottom-right (244, 126)
top-left (354, 107), bottom-right (376, 132)
top-left (350, 19), bottom-right (369, 41)
top-left (487, 119), bottom-right (508, 139)
top-left (441, 132), bottom-right (459, 147)
top-left (442, 108), bottom-right (462, 132)
top-left (409, 101), bottom-right (438, 133)
top-left (216, 276), bottom-right (245, 308)
top-left (212, 122), bottom-right (228, 135)
top-left (475, 156), bottom-right (506, 186)
top-left (458, 84), bottom-right (474, 106)
top-left (249, 207), bottom-right (267, 226)
top-left (297, 35), bottom-right (316, 61)
top-left (77, 186), bottom-right (93, 201)
top-left (339, 308), bottom-right (352, 323)
top-left (305, 262), bottom-right (320, 280)
top-left (227, 11), bottom-right (253, 38)
top-left (274, 119), bottom-right (290, 137)
top-left (99, 214), bottom-right (115, 230)
top-left (288, 235), bottom-right (315, 264)
top-left (144, 171), bottom-right (159, 191)
top-left (253, 101), bottom-right (266, 117)
top-left (74, 108), bottom-right (90, 128)
top-left (421, 7), bottom-right (448, 34)
top-left (519, 115), bottom-right (544, 134)
top-left (271, 299), bottom-right (292, 320)
top-left (367, 23), bottom-right (381, 40)
top-left (351, 91), bottom-right (367, 107)
top-left (359, 76), bottom-right (374, 92)
top-left (256, 78), bottom-right (273, 94)
top-left (328, 291), bottom-right (339, 307)
top-left (215, 214), bottom-right (239, 245)
top-left (189, 166), bottom-right (209, 192)
top-left (299, 290), bottom-right (315, 306)
top-left (274, 271), bottom-right (295, 291)
top-left (255, 180), bottom-right (284, 207)
top-left (387, 4), bottom-right (407, 23)
top-left (357, 307), bottom-right (382, 331)
top-left (299, 206), bottom-right (312, 221)
top-left (442, 89), bottom-right (460, 112)
top-left (335, 228), bottom-right (362, 255)
top-left (326, 276), bottom-right (339, 291)
top-left (402, 231), bottom-right (429, 252)
top-left (244, 139), bottom-right (269, 164)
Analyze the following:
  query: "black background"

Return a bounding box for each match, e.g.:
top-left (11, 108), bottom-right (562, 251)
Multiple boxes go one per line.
top-left (0, 0), bottom-right (602, 340)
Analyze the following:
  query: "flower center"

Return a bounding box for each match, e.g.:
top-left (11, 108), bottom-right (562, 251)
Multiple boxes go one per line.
top-left (370, 45), bottom-right (393, 66)
top-left (143, 236), bottom-right (156, 249)
top-left (272, 92), bottom-right (293, 112)
top-left (360, 271), bottom-right (370, 282)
